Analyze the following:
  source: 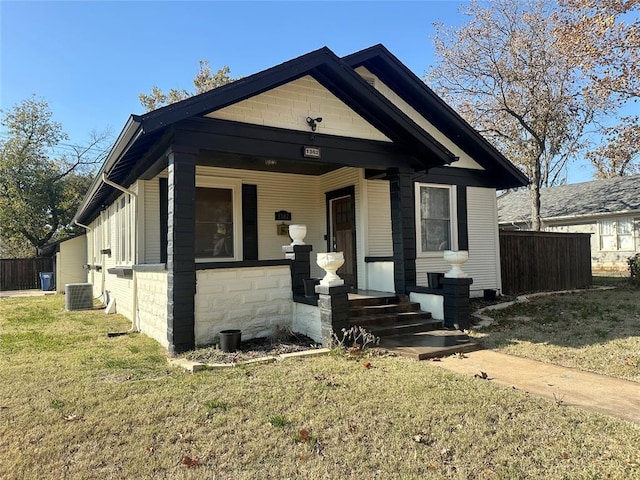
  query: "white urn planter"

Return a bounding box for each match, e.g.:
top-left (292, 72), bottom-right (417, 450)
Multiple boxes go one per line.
top-left (443, 250), bottom-right (469, 278)
top-left (289, 224), bottom-right (307, 245)
top-left (316, 252), bottom-right (345, 287)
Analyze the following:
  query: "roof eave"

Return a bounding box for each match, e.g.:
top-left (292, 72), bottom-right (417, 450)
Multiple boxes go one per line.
top-left (73, 115), bottom-right (143, 224)
top-left (343, 45), bottom-right (529, 188)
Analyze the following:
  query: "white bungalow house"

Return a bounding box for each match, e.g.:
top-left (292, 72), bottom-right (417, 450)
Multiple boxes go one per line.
top-left (73, 45), bottom-right (528, 353)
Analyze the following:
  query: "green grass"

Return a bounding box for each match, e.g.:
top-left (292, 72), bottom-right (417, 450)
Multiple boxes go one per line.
top-left (473, 286), bottom-right (640, 382)
top-left (1, 295), bottom-right (640, 479)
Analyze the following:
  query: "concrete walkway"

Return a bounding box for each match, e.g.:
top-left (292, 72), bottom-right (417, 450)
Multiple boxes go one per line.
top-left (434, 350), bottom-right (640, 425)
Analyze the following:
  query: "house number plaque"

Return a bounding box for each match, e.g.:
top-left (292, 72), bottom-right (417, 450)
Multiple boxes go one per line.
top-left (303, 146), bottom-right (321, 159)
top-left (275, 210), bottom-right (292, 221)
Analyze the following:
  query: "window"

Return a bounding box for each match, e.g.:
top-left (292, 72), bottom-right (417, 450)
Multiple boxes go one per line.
top-left (114, 195), bottom-right (134, 264)
top-left (194, 177), bottom-right (242, 261)
top-left (415, 183), bottom-right (457, 255)
top-left (600, 219), bottom-right (634, 251)
top-left (93, 217), bottom-right (101, 263)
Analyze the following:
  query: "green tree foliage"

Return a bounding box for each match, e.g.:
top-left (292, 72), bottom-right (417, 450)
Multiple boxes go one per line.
top-left (139, 60), bottom-right (235, 112)
top-left (557, 0), bottom-right (640, 178)
top-left (429, 0), bottom-right (594, 231)
top-left (0, 97), bottom-right (109, 258)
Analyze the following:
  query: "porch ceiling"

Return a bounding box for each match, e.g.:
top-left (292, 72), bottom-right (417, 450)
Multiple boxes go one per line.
top-left (197, 151), bottom-right (340, 176)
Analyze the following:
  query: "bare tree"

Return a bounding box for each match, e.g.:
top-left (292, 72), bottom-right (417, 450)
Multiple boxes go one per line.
top-left (429, 0), bottom-right (593, 230)
top-left (557, 0), bottom-right (640, 178)
top-left (139, 60), bottom-right (235, 112)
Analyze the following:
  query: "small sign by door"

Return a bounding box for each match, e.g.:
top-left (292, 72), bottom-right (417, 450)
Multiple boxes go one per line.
top-left (275, 210), bottom-right (292, 221)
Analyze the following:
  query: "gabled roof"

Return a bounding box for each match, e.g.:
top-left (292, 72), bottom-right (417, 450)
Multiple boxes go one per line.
top-left (75, 44), bottom-right (529, 225)
top-left (343, 44), bottom-right (529, 189)
top-left (498, 175), bottom-right (640, 224)
top-left (139, 46), bottom-right (456, 167)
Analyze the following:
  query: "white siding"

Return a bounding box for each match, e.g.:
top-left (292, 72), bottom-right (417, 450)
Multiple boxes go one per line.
top-left (465, 187), bottom-right (501, 294)
top-left (416, 187), bottom-right (501, 296)
top-left (55, 235), bottom-right (87, 293)
top-left (196, 166), bottom-right (323, 274)
top-left (365, 179), bottom-right (392, 256)
top-left (319, 167), bottom-right (366, 285)
top-left (143, 179), bottom-right (162, 264)
top-left (206, 75), bottom-right (391, 142)
top-left (355, 66), bottom-right (484, 171)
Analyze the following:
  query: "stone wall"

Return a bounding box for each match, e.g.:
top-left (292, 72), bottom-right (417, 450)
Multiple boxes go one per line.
top-left (292, 302), bottom-right (322, 343)
top-left (194, 266), bottom-right (292, 346)
top-left (136, 270), bottom-right (169, 347)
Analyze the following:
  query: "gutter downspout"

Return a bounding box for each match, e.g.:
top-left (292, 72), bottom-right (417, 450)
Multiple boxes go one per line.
top-left (102, 174), bottom-right (140, 335)
top-left (74, 222), bottom-right (94, 287)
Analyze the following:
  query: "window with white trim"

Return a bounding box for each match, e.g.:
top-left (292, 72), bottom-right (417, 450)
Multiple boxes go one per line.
top-left (599, 218), bottom-right (634, 251)
top-left (195, 177), bottom-right (242, 261)
top-left (93, 217), bottom-right (101, 263)
top-left (415, 183), bottom-right (457, 255)
top-left (116, 194), bottom-right (133, 264)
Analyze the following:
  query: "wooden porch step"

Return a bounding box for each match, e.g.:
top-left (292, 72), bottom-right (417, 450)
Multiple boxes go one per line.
top-left (349, 301), bottom-right (421, 318)
top-left (351, 310), bottom-right (433, 326)
top-left (346, 291), bottom-right (479, 360)
top-left (347, 294), bottom-right (408, 308)
top-left (362, 318), bottom-right (443, 337)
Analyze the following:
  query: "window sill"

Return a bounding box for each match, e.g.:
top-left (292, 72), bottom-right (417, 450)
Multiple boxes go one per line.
top-left (107, 266), bottom-right (133, 279)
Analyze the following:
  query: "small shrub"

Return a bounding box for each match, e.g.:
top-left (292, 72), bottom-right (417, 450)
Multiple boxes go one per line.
top-left (628, 253), bottom-right (640, 286)
top-left (331, 326), bottom-right (379, 357)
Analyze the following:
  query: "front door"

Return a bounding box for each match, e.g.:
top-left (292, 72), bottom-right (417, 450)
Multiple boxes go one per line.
top-left (329, 193), bottom-right (357, 289)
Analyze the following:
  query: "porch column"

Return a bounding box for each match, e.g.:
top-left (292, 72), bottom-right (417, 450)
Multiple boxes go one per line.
top-left (166, 145), bottom-right (197, 355)
top-left (282, 244), bottom-right (313, 297)
top-left (387, 168), bottom-right (416, 294)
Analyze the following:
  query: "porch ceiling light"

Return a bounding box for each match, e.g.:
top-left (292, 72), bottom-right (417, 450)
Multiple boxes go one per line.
top-left (264, 159), bottom-right (277, 167)
top-left (306, 116), bottom-right (322, 132)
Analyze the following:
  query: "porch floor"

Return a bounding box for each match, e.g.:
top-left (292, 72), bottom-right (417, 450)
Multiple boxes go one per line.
top-left (347, 289), bottom-right (397, 300)
top-left (347, 290), bottom-right (482, 360)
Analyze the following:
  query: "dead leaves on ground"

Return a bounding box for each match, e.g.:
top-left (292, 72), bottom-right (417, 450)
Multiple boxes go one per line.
top-left (474, 371), bottom-right (490, 380)
top-left (181, 455), bottom-right (200, 468)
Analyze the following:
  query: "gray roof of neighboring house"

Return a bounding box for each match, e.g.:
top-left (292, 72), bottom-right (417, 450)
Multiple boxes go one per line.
top-left (498, 174), bottom-right (640, 224)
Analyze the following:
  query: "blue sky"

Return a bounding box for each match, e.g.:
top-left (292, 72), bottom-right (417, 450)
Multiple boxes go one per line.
top-left (1, 0), bottom-right (594, 182)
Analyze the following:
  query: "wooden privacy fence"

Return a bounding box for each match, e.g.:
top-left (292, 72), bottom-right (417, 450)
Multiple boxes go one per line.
top-left (0, 257), bottom-right (54, 291)
top-left (499, 231), bottom-right (592, 295)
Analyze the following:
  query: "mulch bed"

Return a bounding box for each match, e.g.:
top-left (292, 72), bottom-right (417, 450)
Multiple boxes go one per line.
top-left (183, 332), bottom-right (321, 364)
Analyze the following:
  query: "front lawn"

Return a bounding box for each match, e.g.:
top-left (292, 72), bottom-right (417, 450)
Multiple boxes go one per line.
top-left (1, 295), bottom-right (639, 479)
top-left (472, 286), bottom-right (640, 382)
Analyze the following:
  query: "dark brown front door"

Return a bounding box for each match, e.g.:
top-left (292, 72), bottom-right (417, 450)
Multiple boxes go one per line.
top-left (330, 195), bottom-right (357, 289)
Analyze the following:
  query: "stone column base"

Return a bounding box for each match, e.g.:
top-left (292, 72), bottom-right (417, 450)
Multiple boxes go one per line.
top-left (316, 284), bottom-right (350, 346)
top-left (440, 277), bottom-right (473, 330)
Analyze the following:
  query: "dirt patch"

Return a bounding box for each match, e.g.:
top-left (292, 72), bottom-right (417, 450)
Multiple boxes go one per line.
top-left (183, 332), bottom-right (321, 364)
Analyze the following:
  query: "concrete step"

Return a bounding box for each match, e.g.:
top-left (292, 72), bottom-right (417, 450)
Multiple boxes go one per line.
top-left (378, 330), bottom-right (482, 360)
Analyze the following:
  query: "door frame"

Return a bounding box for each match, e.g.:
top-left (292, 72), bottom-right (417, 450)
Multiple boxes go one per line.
top-left (325, 186), bottom-right (357, 288)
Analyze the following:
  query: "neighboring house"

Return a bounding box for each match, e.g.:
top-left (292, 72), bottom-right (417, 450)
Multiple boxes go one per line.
top-left (73, 44), bottom-right (527, 353)
top-left (54, 234), bottom-right (88, 294)
top-left (498, 175), bottom-right (640, 273)
top-left (35, 233), bottom-right (87, 292)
